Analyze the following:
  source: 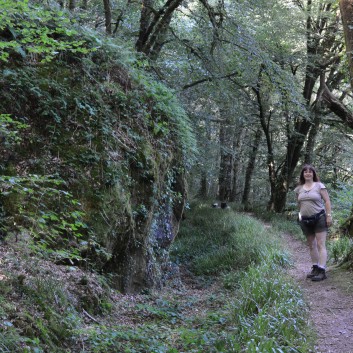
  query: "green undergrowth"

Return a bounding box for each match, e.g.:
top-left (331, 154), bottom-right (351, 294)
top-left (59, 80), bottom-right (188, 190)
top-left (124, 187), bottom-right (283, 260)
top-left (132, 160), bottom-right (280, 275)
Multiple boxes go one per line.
top-left (171, 202), bottom-right (293, 275)
top-left (79, 203), bottom-right (313, 352)
top-left (0, 202), bottom-right (314, 352)
top-left (327, 236), bottom-right (353, 265)
top-left (250, 206), bottom-right (304, 241)
top-left (0, 266), bottom-right (85, 353)
top-left (231, 261), bottom-right (311, 352)
top-left (324, 181), bottom-right (353, 266)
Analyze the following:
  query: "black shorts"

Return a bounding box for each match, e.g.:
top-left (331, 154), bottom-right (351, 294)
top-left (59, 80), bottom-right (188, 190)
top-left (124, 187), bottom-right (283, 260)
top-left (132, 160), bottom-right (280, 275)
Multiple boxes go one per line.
top-left (299, 214), bottom-right (327, 236)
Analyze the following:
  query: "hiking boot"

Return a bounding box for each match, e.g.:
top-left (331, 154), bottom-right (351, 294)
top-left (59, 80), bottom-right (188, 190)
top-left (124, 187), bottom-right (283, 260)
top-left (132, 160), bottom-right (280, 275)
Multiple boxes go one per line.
top-left (311, 267), bottom-right (327, 281)
top-left (306, 265), bottom-right (319, 279)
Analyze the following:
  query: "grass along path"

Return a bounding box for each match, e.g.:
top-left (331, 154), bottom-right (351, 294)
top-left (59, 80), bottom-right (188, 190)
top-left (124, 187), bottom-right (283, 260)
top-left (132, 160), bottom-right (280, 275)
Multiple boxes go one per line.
top-left (282, 232), bottom-right (353, 353)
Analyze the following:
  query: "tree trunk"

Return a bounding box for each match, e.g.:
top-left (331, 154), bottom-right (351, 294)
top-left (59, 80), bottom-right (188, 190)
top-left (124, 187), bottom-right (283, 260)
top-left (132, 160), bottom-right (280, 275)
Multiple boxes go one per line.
top-left (253, 66), bottom-right (276, 211)
top-left (334, 2), bottom-right (353, 267)
top-left (340, 0), bottom-right (353, 90)
top-left (69, 0), bottom-right (76, 10)
top-left (218, 119), bottom-right (233, 202)
top-left (321, 81), bottom-right (353, 127)
top-left (103, 0), bottom-right (112, 35)
top-left (0, 195), bottom-right (5, 240)
top-left (304, 113), bottom-right (320, 164)
top-left (229, 127), bottom-right (244, 202)
top-left (229, 160), bottom-right (238, 202)
top-left (136, 0), bottom-right (153, 52)
top-left (136, 0), bottom-right (183, 60)
top-left (242, 126), bottom-right (262, 208)
top-left (198, 170), bottom-right (208, 198)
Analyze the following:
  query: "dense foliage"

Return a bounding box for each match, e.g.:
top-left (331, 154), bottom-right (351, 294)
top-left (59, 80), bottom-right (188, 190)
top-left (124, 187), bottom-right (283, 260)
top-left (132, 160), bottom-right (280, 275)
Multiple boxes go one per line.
top-left (0, 203), bottom-right (314, 352)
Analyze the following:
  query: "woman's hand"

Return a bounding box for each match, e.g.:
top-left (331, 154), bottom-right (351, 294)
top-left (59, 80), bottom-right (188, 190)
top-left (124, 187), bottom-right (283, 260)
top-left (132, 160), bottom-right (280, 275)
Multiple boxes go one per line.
top-left (326, 214), bottom-right (332, 227)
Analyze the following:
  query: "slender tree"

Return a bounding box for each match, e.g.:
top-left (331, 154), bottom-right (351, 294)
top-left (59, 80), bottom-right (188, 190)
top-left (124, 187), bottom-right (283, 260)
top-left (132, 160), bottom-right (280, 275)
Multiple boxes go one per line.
top-left (69, 0), bottom-right (76, 10)
top-left (230, 125), bottom-right (245, 202)
top-left (103, 0), bottom-right (112, 34)
top-left (242, 126), bottom-right (262, 208)
top-left (218, 115), bottom-right (233, 203)
top-left (340, 0), bottom-right (353, 89)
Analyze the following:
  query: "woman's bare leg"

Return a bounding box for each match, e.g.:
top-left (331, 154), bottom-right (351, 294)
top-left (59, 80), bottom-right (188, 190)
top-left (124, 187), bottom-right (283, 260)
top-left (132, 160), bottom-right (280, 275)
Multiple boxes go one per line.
top-left (307, 234), bottom-right (319, 264)
top-left (315, 231), bottom-right (327, 268)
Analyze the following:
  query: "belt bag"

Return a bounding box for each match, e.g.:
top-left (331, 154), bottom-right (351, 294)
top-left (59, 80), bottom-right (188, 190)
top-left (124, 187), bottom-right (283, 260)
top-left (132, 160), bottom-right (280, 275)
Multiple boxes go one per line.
top-left (301, 210), bottom-right (325, 226)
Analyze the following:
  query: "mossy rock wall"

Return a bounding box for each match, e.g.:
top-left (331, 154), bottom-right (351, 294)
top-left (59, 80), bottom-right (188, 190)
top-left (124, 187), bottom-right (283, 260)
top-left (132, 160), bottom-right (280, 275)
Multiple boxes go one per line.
top-left (0, 41), bottom-right (194, 293)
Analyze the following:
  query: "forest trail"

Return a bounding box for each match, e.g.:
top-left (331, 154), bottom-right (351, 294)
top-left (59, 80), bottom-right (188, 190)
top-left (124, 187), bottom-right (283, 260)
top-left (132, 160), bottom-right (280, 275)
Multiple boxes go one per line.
top-left (283, 232), bottom-right (353, 353)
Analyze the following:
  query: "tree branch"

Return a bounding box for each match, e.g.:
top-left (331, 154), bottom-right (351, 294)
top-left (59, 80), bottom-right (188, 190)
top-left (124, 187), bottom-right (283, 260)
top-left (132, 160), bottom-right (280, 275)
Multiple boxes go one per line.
top-left (182, 71), bottom-right (239, 90)
top-left (319, 73), bottom-right (353, 128)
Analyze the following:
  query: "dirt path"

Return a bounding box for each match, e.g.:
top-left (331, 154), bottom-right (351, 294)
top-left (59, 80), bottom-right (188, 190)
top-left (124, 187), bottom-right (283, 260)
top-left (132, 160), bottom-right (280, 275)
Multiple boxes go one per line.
top-left (283, 233), bottom-right (353, 353)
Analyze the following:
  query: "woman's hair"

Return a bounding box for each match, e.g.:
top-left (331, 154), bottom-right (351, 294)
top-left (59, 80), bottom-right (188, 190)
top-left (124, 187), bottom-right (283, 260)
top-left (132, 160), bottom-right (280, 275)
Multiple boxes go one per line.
top-left (299, 164), bottom-right (320, 184)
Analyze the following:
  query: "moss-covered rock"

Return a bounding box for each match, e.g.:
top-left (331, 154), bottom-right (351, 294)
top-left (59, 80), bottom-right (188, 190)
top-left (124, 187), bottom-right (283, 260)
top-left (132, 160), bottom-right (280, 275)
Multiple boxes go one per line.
top-left (0, 16), bottom-right (196, 293)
